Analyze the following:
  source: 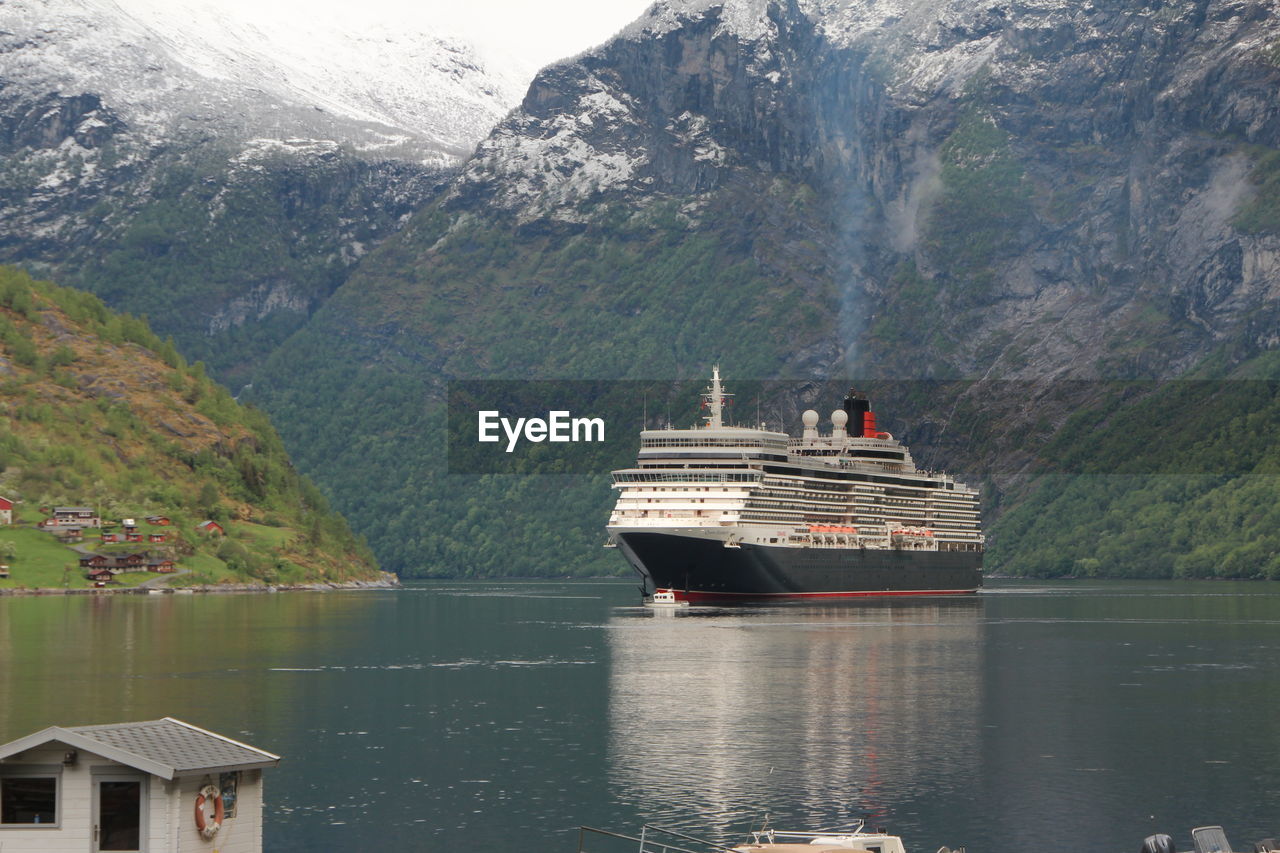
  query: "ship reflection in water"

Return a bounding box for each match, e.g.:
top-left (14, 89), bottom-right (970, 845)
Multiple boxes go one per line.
top-left (605, 599), bottom-right (984, 847)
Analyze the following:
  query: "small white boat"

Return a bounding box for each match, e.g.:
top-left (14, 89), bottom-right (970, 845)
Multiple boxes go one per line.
top-left (732, 822), bottom-right (913, 853)
top-left (644, 589), bottom-right (690, 608)
top-left (576, 820), bottom-right (937, 853)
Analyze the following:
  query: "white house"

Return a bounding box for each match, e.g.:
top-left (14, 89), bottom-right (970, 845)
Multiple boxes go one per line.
top-left (49, 507), bottom-right (100, 527)
top-left (0, 717), bottom-right (280, 853)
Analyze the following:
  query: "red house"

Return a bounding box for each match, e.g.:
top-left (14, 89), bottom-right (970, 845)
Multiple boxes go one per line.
top-left (146, 515), bottom-right (171, 526)
top-left (0, 496), bottom-right (13, 525)
top-left (147, 559), bottom-right (177, 573)
top-left (101, 532), bottom-right (120, 543)
top-left (86, 568), bottom-right (114, 583)
top-left (196, 520), bottom-right (225, 536)
top-left (148, 533), bottom-right (167, 543)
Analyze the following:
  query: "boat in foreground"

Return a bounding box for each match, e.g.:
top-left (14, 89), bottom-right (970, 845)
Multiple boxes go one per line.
top-left (730, 824), bottom-right (913, 853)
top-left (643, 589), bottom-right (691, 609)
top-left (608, 367), bottom-right (984, 604)
top-left (576, 821), bottom-right (928, 853)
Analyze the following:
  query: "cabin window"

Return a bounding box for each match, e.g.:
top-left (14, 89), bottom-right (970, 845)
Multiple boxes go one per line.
top-left (220, 771), bottom-right (241, 819)
top-left (0, 768), bottom-right (59, 826)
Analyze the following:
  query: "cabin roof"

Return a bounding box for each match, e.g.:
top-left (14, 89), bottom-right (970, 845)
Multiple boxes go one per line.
top-left (0, 717), bottom-right (280, 779)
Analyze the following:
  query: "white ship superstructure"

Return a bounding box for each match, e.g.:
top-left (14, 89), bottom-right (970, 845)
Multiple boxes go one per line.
top-left (607, 368), bottom-right (984, 602)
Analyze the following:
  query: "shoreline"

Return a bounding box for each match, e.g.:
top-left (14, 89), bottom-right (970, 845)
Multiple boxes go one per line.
top-left (0, 572), bottom-right (401, 597)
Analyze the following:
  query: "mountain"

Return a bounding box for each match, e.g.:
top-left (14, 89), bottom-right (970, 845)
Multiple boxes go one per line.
top-left (247, 0), bottom-right (1280, 578)
top-left (0, 0), bottom-right (526, 382)
top-left (1, 0), bottom-right (526, 162)
top-left (0, 266), bottom-right (381, 589)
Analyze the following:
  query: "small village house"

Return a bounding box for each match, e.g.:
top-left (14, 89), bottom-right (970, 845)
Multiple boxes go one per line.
top-left (78, 553), bottom-right (151, 574)
top-left (0, 717), bottom-right (279, 853)
top-left (145, 516), bottom-right (170, 527)
top-left (0, 495), bottom-right (13, 525)
top-left (80, 553), bottom-right (178, 576)
top-left (44, 507), bottom-right (101, 528)
top-left (196, 520), bottom-right (225, 536)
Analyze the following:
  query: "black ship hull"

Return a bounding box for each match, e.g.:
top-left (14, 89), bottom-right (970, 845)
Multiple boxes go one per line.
top-left (616, 531), bottom-right (982, 603)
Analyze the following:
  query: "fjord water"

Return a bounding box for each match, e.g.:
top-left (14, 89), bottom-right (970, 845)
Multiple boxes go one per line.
top-left (1, 581), bottom-right (1278, 852)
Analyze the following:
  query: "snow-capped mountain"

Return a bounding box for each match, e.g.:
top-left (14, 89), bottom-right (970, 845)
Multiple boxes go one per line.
top-left (0, 0), bottom-right (541, 380)
top-left (1, 0), bottom-right (529, 163)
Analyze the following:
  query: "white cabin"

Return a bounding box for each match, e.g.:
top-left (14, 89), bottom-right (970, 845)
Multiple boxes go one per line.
top-left (0, 717), bottom-right (280, 853)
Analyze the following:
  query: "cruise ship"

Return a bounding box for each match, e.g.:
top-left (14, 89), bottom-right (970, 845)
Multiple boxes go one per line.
top-left (606, 368), bottom-right (983, 603)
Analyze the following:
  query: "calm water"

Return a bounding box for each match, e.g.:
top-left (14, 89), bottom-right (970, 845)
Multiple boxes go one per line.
top-left (2, 580), bottom-right (1279, 852)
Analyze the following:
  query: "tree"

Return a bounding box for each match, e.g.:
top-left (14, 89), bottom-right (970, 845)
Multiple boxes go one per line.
top-left (197, 483), bottom-right (219, 517)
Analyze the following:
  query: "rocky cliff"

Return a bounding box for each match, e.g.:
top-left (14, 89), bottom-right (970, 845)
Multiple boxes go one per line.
top-left (451, 0), bottom-right (1280, 378)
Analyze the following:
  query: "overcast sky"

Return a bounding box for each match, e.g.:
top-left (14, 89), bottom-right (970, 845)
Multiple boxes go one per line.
top-left (430, 0), bottom-right (654, 69)
top-left (111, 0), bottom-right (656, 79)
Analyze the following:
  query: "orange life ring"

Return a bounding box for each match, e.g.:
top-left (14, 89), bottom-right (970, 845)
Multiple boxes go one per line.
top-left (194, 784), bottom-right (224, 840)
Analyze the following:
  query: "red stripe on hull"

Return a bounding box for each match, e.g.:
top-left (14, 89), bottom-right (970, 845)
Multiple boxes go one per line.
top-left (660, 587), bottom-right (980, 605)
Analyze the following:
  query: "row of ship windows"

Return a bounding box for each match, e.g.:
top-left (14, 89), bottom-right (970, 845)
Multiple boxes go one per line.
top-left (758, 484), bottom-right (975, 502)
top-left (622, 494), bottom-right (742, 502)
top-left (763, 481), bottom-right (975, 496)
top-left (619, 488), bottom-right (963, 506)
top-left (750, 496), bottom-right (976, 513)
top-left (618, 489), bottom-right (976, 512)
top-left (614, 472), bottom-right (762, 483)
top-left (640, 437), bottom-right (789, 449)
top-left (766, 474), bottom-right (974, 494)
top-left (738, 509), bottom-right (980, 526)
top-left (743, 497), bottom-right (977, 515)
top-left (621, 486), bottom-right (740, 493)
top-left (611, 507), bottom-right (727, 514)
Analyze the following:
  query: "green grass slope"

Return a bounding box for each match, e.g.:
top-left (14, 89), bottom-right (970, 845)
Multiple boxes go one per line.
top-left (0, 266), bottom-right (378, 590)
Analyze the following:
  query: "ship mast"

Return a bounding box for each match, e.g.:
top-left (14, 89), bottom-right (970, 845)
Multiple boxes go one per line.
top-left (702, 365), bottom-right (732, 429)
